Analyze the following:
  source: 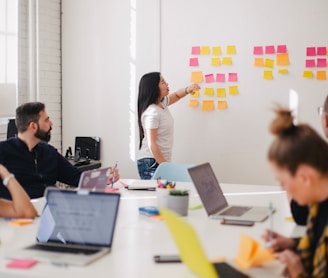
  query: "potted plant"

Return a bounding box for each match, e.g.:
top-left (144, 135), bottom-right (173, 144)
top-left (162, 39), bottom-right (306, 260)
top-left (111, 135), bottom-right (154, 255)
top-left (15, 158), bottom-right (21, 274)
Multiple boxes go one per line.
top-left (167, 189), bottom-right (189, 216)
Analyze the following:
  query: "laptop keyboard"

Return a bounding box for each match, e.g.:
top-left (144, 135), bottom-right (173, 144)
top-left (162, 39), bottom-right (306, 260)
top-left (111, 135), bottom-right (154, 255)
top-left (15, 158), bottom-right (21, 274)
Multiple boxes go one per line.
top-left (26, 244), bottom-right (99, 255)
top-left (219, 206), bottom-right (251, 217)
top-left (213, 262), bottom-right (249, 278)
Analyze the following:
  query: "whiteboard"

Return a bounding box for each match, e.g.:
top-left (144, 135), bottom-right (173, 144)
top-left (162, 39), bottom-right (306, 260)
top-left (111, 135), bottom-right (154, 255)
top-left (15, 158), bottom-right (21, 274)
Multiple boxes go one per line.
top-left (160, 0), bottom-right (328, 185)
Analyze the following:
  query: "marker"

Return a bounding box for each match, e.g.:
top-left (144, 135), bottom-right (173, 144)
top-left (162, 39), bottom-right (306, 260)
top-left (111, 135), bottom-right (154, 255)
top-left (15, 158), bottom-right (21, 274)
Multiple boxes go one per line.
top-left (111, 161), bottom-right (118, 188)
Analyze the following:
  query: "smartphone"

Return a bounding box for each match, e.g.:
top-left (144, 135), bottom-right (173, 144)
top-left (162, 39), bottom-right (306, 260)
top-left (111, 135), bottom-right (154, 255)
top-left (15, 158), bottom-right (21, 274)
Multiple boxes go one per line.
top-left (221, 219), bottom-right (254, 226)
top-left (153, 255), bottom-right (181, 263)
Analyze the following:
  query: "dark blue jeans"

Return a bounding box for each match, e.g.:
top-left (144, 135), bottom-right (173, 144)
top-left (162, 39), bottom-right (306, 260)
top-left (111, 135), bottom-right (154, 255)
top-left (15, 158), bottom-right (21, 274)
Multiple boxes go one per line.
top-left (137, 158), bottom-right (159, 180)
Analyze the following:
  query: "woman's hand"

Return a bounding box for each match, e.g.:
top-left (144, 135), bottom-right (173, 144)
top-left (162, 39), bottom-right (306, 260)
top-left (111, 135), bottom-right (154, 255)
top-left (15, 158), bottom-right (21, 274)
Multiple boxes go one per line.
top-left (276, 250), bottom-right (304, 278)
top-left (262, 229), bottom-right (296, 252)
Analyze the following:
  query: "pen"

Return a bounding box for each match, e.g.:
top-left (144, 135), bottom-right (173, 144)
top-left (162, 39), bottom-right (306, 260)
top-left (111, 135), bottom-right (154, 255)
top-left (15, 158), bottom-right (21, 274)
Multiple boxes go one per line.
top-left (269, 202), bottom-right (273, 246)
top-left (111, 161), bottom-right (118, 188)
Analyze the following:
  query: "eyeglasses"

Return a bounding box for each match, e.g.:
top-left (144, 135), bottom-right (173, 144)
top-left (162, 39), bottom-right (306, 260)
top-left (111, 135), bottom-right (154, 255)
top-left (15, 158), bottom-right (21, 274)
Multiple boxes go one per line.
top-left (318, 106), bottom-right (324, 115)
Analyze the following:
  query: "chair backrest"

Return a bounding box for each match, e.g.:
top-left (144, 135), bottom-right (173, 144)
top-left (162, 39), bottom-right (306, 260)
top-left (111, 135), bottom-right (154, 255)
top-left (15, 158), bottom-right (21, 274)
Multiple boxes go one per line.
top-left (151, 162), bottom-right (195, 182)
top-left (7, 118), bottom-right (17, 139)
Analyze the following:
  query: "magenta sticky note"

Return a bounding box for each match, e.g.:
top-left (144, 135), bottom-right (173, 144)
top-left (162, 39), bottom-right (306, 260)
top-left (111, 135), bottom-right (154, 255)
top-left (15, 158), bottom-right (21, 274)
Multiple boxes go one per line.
top-left (228, 72), bottom-right (238, 82)
top-left (216, 73), bottom-right (225, 82)
top-left (205, 74), bottom-right (215, 83)
top-left (253, 46), bottom-right (263, 55)
top-left (317, 47), bottom-right (327, 56)
top-left (305, 59), bottom-right (316, 68)
top-left (317, 58), bottom-right (327, 68)
top-left (277, 45), bottom-right (287, 53)
top-left (265, 45), bottom-right (275, 54)
top-left (307, 47), bottom-right (316, 56)
top-left (189, 57), bottom-right (199, 66)
top-left (191, 46), bottom-right (200, 55)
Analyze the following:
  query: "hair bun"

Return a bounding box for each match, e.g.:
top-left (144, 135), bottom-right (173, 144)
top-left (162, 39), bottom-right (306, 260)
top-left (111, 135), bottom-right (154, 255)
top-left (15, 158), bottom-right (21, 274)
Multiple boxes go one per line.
top-left (270, 107), bottom-right (295, 136)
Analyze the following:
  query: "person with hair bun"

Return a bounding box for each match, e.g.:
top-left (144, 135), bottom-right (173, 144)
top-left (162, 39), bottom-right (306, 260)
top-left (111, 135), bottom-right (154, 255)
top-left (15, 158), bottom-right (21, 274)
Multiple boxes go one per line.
top-left (262, 106), bottom-right (328, 278)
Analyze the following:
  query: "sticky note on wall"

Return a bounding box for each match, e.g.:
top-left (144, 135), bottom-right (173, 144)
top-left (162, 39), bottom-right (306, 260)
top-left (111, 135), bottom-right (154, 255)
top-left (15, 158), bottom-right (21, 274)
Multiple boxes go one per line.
top-left (202, 100), bottom-right (214, 111)
top-left (191, 71), bottom-right (203, 83)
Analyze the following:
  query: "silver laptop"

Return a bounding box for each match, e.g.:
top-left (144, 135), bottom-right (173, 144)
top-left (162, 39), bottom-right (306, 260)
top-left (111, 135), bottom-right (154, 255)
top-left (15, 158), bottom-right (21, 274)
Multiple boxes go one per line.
top-left (188, 163), bottom-right (271, 222)
top-left (78, 167), bottom-right (111, 191)
top-left (6, 188), bottom-right (120, 266)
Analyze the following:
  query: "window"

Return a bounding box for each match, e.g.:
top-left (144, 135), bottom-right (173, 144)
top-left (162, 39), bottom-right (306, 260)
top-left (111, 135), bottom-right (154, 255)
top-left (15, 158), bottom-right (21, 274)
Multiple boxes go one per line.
top-left (0, 0), bottom-right (17, 84)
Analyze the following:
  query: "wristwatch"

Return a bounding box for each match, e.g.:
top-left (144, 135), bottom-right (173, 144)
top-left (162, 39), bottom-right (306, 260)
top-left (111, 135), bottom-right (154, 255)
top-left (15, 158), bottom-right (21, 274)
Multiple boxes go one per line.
top-left (3, 174), bottom-right (15, 187)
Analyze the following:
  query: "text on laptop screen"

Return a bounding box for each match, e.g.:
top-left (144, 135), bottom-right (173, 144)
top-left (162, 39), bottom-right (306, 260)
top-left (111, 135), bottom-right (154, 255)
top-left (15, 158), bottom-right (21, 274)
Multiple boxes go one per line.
top-left (37, 190), bottom-right (120, 247)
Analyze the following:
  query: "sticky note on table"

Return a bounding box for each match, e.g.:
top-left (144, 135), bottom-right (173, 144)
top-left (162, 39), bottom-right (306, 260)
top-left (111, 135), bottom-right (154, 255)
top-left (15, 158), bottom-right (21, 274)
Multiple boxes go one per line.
top-left (8, 219), bottom-right (34, 226)
top-left (234, 233), bottom-right (274, 269)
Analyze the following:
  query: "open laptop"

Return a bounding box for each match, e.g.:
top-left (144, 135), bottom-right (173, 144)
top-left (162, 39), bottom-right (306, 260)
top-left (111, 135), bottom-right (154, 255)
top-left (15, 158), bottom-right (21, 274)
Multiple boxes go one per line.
top-left (188, 163), bottom-right (271, 222)
top-left (6, 188), bottom-right (120, 266)
top-left (78, 166), bottom-right (111, 191)
top-left (160, 208), bottom-right (249, 278)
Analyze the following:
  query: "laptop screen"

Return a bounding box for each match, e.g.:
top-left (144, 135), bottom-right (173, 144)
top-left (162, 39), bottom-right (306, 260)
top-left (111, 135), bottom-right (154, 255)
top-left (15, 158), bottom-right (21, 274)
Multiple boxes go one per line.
top-left (78, 167), bottom-right (111, 191)
top-left (37, 189), bottom-right (120, 247)
top-left (188, 163), bottom-right (228, 215)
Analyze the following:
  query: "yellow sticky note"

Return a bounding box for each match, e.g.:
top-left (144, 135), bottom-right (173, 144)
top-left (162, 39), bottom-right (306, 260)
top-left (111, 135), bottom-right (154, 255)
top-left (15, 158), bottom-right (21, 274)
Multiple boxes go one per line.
top-left (218, 101), bottom-right (227, 110)
top-left (222, 57), bottom-right (232, 65)
top-left (278, 68), bottom-right (288, 74)
top-left (204, 88), bottom-right (214, 96)
top-left (191, 71), bottom-right (203, 83)
top-left (212, 46), bottom-right (221, 56)
top-left (229, 86), bottom-right (238, 95)
top-left (263, 70), bottom-right (273, 80)
top-left (211, 58), bottom-right (221, 66)
top-left (303, 70), bottom-right (313, 78)
top-left (200, 46), bottom-right (210, 55)
top-left (254, 58), bottom-right (264, 67)
top-left (202, 100), bottom-right (215, 111)
top-left (264, 58), bottom-right (274, 68)
top-left (276, 53), bottom-right (289, 66)
top-left (190, 90), bottom-right (199, 97)
top-left (316, 70), bottom-right (327, 80)
top-left (234, 233), bottom-right (274, 269)
top-left (189, 99), bottom-right (199, 108)
top-left (226, 45), bottom-right (236, 55)
top-left (217, 88), bottom-right (226, 97)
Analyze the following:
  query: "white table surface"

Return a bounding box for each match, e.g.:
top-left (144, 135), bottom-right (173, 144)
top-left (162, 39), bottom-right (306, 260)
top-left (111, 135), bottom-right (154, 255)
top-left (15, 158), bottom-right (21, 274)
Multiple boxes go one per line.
top-left (0, 180), bottom-right (305, 278)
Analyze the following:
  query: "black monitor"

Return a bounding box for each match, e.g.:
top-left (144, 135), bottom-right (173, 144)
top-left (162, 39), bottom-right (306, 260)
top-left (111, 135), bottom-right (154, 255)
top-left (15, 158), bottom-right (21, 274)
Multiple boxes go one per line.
top-left (7, 119), bottom-right (17, 139)
top-left (75, 136), bottom-right (101, 160)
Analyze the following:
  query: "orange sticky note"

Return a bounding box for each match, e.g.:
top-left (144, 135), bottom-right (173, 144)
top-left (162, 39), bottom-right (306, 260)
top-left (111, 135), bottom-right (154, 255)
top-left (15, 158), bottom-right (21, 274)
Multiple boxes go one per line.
top-left (276, 53), bottom-right (289, 66)
top-left (202, 100), bottom-right (214, 111)
top-left (189, 99), bottom-right (199, 108)
top-left (218, 101), bottom-right (227, 110)
top-left (316, 70), bottom-right (327, 80)
top-left (191, 71), bottom-right (203, 83)
top-left (254, 58), bottom-right (264, 67)
top-left (8, 219), bottom-right (34, 226)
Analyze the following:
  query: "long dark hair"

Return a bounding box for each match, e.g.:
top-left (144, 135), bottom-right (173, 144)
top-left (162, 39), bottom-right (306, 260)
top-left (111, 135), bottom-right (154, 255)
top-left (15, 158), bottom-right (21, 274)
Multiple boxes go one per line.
top-left (137, 72), bottom-right (161, 150)
top-left (268, 106), bottom-right (328, 176)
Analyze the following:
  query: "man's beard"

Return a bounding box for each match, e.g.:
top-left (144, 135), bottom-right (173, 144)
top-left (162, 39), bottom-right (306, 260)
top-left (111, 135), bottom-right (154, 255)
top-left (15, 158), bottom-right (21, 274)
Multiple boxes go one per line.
top-left (35, 126), bottom-right (51, 142)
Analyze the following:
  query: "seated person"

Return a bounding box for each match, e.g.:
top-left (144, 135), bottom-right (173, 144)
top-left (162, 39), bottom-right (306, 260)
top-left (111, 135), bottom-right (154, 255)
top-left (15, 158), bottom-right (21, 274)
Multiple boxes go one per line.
top-left (0, 164), bottom-right (37, 218)
top-left (0, 102), bottom-right (119, 199)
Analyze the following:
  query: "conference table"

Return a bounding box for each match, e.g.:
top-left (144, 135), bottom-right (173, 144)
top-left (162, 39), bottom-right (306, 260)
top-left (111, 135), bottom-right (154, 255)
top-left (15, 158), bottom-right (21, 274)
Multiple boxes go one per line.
top-left (0, 180), bottom-right (306, 278)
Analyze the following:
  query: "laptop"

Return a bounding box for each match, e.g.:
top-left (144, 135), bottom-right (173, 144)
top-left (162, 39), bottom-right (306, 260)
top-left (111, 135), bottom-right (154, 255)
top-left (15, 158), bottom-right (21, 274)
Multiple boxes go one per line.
top-left (188, 163), bottom-right (271, 222)
top-left (6, 188), bottom-right (120, 266)
top-left (78, 167), bottom-right (111, 191)
top-left (160, 208), bottom-right (249, 278)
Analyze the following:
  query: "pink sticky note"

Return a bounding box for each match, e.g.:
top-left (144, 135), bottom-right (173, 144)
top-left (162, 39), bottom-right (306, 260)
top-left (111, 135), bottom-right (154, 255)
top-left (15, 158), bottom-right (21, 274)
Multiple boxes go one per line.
top-left (307, 47), bottom-right (316, 56)
top-left (317, 58), bottom-right (327, 68)
top-left (317, 47), bottom-right (327, 56)
top-left (189, 57), bottom-right (199, 66)
top-left (205, 74), bottom-right (215, 83)
top-left (305, 59), bottom-right (316, 68)
top-left (191, 46), bottom-right (200, 55)
top-left (6, 259), bottom-right (38, 269)
top-left (216, 73), bottom-right (225, 82)
top-left (253, 46), bottom-right (263, 55)
top-left (265, 45), bottom-right (275, 54)
top-left (277, 45), bottom-right (287, 53)
top-left (228, 72), bottom-right (238, 82)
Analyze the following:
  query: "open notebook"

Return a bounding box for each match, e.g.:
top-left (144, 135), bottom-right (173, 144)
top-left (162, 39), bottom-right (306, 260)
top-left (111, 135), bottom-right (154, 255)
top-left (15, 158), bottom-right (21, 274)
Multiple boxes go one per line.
top-left (6, 188), bottom-right (120, 266)
top-left (160, 208), bottom-right (249, 278)
top-left (188, 163), bottom-right (271, 222)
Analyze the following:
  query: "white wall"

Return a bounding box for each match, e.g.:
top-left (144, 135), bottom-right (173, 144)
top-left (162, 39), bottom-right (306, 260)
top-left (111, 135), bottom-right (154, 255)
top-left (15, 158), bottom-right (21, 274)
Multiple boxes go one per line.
top-left (62, 0), bottom-right (328, 184)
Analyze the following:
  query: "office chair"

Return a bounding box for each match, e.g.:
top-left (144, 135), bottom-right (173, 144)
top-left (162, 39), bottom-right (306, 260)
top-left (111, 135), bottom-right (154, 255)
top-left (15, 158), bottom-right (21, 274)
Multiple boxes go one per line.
top-left (151, 162), bottom-right (195, 182)
top-left (7, 118), bottom-right (18, 139)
